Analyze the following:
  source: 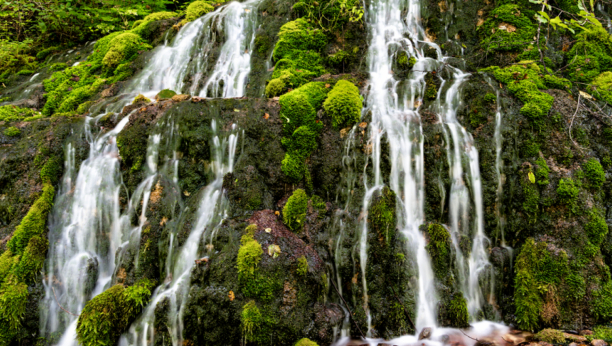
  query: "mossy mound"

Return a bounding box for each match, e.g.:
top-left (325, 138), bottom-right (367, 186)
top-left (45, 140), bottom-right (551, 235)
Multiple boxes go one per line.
top-left (323, 80), bottom-right (362, 129)
top-left (76, 281), bottom-right (153, 346)
top-left (183, 1), bottom-right (215, 24)
top-left (590, 72), bottom-right (612, 104)
top-left (535, 329), bottom-right (565, 344)
top-left (425, 223), bottom-right (451, 279)
top-left (368, 187), bottom-right (397, 245)
top-left (102, 33), bottom-right (149, 68)
top-left (156, 89), bottom-right (177, 100)
top-left (480, 4), bottom-right (536, 53)
top-left (282, 189), bottom-right (309, 232)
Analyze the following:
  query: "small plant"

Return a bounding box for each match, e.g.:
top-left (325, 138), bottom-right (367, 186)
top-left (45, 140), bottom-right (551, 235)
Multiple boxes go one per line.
top-left (297, 256), bottom-right (308, 276)
top-left (535, 158), bottom-right (550, 185)
top-left (283, 189), bottom-right (309, 232)
top-left (295, 338), bottom-right (319, 346)
top-left (237, 236), bottom-right (263, 277)
top-left (583, 158), bottom-right (606, 188)
top-left (3, 127), bottom-right (20, 137)
top-left (535, 328), bottom-right (565, 344)
top-left (556, 178), bottom-right (579, 205)
top-left (448, 294), bottom-right (469, 327)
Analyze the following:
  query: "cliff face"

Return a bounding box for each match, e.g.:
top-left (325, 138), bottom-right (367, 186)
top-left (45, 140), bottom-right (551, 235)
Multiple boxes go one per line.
top-left (1, 0), bottom-right (612, 344)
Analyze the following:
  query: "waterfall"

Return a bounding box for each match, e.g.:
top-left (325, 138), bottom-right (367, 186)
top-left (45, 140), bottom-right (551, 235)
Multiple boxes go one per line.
top-left (361, 0), bottom-right (439, 333)
top-left (40, 114), bottom-right (131, 345)
top-left (436, 72), bottom-right (491, 319)
top-left (119, 121), bottom-right (239, 346)
top-left (128, 0), bottom-right (262, 99)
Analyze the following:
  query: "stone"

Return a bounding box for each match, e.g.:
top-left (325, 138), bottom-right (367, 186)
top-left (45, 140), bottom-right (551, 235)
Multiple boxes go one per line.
top-left (155, 89), bottom-right (177, 100)
top-left (418, 327), bottom-right (432, 340)
top-left (581, 331), bottom-right (594, 336)
top-left (564, 333), bottom-right (587, 343)
top-left (171, 94), bottom-right (190, 102)
top-left (592, 340), bottom-right (608, 346)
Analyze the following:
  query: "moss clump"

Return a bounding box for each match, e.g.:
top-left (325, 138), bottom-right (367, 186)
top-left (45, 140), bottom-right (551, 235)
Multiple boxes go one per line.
top-left (3, 126), bottom-right (20, 137)
top-left (592, 280), bottom-right (612, 321)
top-left (0, 105), bottom-right (41, 122)
top-left (102, 33), bottom-right (150, 68)
top-left (479, 4), bottom-right (536, 52)
top-left (368, 187), bottom-right (397, 245)
top-left (556, 178), bottom-right (579, 205)
top-left (583, 158), bottom-right (606, 189)
top-left (590, 72), bottom-right (612, 104)
top-left (76, 281), bottom-right (153, 346)
top-left (396, 51), bottom-right (416, 69)
top-left (297, 255), bottom-right (308, 276)
top-left (323, 80), bottom-right (362, 129)
top-left (426, 223), bottom-right (450, 279)
top-left (295, 338), bottom-right (319, 346)
top-left (182, 1), bottom-right (214, 24)
top-left (241, 301), bottom-right (269, 344)
top-left (591, 326), bottom-right (612, 342)
top-left (12, 236), bottom-right (48, 284)
top-left (522, 169), bottom-right (539, 218)
top-left (0, 250), bottom-right (18, 283)
top-left (132, 12), bottom-right (177, 39)
top-left (514, 238), bottom-right (569, 331)
top-left (585, 209), bottom-right (608, 247)
top-left (567, 24), bottom-right (612, 84)
top-left (535, 158), bottom-right (550, 186)
top-left (535, 329), bottom-right (565, 344)
top-left (40, 156), bottom-right (61, 184)
top-left (485, 64), bottom-right (554, 123)
top-left (282, 153), bottom-right (306, 182)
top-left (265, 78), bottom-right (286, 98)
top-left (269, 19), bottom-right (327, 94)
top-left (156, 89), bottom-right (177, 100)
top-left (7, 184), bottom-right (55, 255)
top-left (448, 294), bottom-right (469, 328)
top-left (237, 235), bottom-right (263, 277)
top-left (0, 275), bottom-right (28, 332)
top-left (283, 189), bottom-right (308, 232)
top-left (286, 126), bottom-right (317, 158)
top-left (132, 94), bottom-right (151, 104)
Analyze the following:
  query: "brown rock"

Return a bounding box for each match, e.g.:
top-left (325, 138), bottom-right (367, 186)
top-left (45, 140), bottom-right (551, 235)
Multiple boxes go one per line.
top-left (581, 331), bottom-right (594, 336)
top-left (564, 333), bottom-right (587, 343)
top-left (171, 94), bottom-right (191, 102)
top-left (569, 343), bottom-right (578, 346)
top-left (538, 342), bottom-right (553, 346)
top-left (418, 327), bottom-right (432, 340)
top-left (592, 340), bottom-right (608, 346)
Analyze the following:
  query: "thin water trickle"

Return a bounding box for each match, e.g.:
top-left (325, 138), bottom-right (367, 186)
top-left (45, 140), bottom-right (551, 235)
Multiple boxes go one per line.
top-left (40, 113), bottom-right (131, 345)
top-left (119, 121), bottom-right (239, 346)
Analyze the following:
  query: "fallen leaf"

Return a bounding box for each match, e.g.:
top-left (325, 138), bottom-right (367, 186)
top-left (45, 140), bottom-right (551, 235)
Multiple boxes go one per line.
top-left (229, 290), bottom-right (235, 301)
top-left (264, 113), bottom-right (270, 119)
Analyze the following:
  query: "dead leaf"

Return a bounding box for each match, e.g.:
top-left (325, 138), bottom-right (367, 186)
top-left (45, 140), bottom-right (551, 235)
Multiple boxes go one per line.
top-left (264, 113), bottom-right (270, 119)
top-left (229, 290), bottom-right (235, 301)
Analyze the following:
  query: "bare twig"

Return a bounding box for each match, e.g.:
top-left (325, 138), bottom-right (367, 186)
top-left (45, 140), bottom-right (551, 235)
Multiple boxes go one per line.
top-left (569, 92), bottom-right (582, 146)
top-left (329, 278), bottom-right (366, 339)
top-left (52, 286), bottom-right (78, 317)
top-left (461, 330), bottom-right (479, 342)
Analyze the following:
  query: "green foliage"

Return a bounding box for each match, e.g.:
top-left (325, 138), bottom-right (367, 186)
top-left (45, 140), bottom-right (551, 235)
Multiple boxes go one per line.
top-left (448, 294), bottom-right (469, 327)
top-left (183, 1), bottom-right (214, 23)
top-left (479, 4), bottom-right (536, 52)
top-left (265, 78), bottom-right (286, 98)
top-left (485, 64), bottom-right (554, 123)
top-left (583, 158), bottom-right (606, 188)
top-left (535, 158), bottom-right (550, 185)
top-left (368, 187), bottom-right (397, 245)
top-left (592, 326), bottom-right (612, 342)
top-left (567, 24), bottom-right (612, 84)
top-left (241, 301), bottom-right (265, 343)
top-left (426, 224), bottom-right (450, 279)
top-left (7, 184), bottom-right (55, 255)
top-left (281, 152), bottom-right (305, 182)
top-left (585, 209), bottom-right (608, 247)
top-left (323, 80), bottom-right (362, 129)
top-left (591, 280), bottom-right (612, 320)
top-left (514, 238), bottom-right (569, 331)
top-left (237, 237), bottom-right (263, 277)
top-left (0, 275), bottom-right (28, 331)
top-left (76, 281), bottom-right (153, 346)
top-left (0, 39), bottom-right (37, 79)
top-left (590, 72), bottom-right (612, 104)
top-left (102, 32), bottom-right (150, 68)
top-left (13, 236), bottom-right (48, 284)
top-left (291, 0), bottom-right (363, 32)
top-left (297, 256), bottom-right (308, 276)
top-left (0, 105), bottom-right (41, 122)
top-left (295, 338), bottom-right (319, 346)
top-left (40, 156), bottom-right (62, 184)
top-left (132, 94), bottom-right (151, 104)
top-left (556, 178), bottom-right (579, 205)
top-left (535, 329), bottom-right (566, 344)
top-left (283, 189), bottom-right (308, 232)
top-left (3, 126), bottom-right (20, 137)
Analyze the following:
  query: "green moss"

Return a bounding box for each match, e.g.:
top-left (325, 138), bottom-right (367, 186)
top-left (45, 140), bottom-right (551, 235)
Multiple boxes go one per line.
top-left (522, 174), bottom-right (539, 218)
top-left (265, 78), bottom-right (286, 98)
top-left (41, 155), bottom-right (62, 184)
top-left (241, 301), bottom-right (266, 344)
top-left (0, 250), bottom-right (18, 283)
top-left (156, 89), bottom-right (177, 100)
top-left (583, 158), bottom-right (606, 188)
top-left (0, 105), bottom-right (40, 122)
top-left (280, 87), bottom-right (318, 135)
top-left (0, 275), bottom-right (28, 332)
top-left (448, 294), bottom-right (469, 327)
top-left (585, 209), bottom-right (608, 247)
top-left (567, 24), bottom-right (612, 84)
top-left (132, 93), bottom-right (151, 104)
top-left (297, 255), bottom-right (308, 276)
top-left (556, 178), bottom-right (579, 206)
top-left (483, 93), bottom-right (496, 103)
top-left (592, 280), bottom-right (612, 321)
top-left (479, 4), bottom-right (536, 52)
top-left (323, 80), bottom-right (362, 129)
top-left (3, 126), bottom-right (20, 137)
top-left (368, 187), bottom-right (397, 245)
top-left (281, 152), bottom-right (305, 182)
top-left (425, 73), bottom-right (438, 100)
top-left (287, 126), bottom-right (317, 157)
top-left (310, 195), bottom-right (326, 217)
top-left (7, 184), bottom-right (55, 255)
top-left (396, 51), bottom-right (416, 70)
top-left (76, 101), bottom-right (93, 114)
top-left (543, 74), bottom-right (572, 90)
top-left (426, 223), bottom-right (450, 279)
top-left (282, 189), bottom-right (308, 232)
top-left (591, 326), bottom-right (612, 342)
top-left (36, 46), bottom-right (59, 61)
top-left (102, 33), bottom-right (150, 68)
top-left (254, 34), bottom-right (271, 55)
top-left (295, 338), bottom-right (319, 346)
top-left (535, 329), bottom-right (565, 344)
top-left (12, 235), bottom-right (48, 284)
top-left (183, 1), bottom-right (214, 23)
top-left (76, 281), bottom-right (153, 346)
top-left (49, 62), bottom-right (68, 71)
top-left (132, 11), bottom-right (177, 39)
top-left (590, 72), bottom-right (612, 104)
top-left (534, 158), bottom-right (550, 185)
top-left (237, 237), bottom-right (263, 277)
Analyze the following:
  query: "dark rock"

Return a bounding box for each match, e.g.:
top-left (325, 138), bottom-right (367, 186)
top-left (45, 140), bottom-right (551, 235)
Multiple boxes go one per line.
top-left (419, 327), bottom-right (432, 340)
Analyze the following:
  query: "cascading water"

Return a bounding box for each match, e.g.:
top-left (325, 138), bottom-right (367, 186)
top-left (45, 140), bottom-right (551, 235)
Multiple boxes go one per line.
top-left (436, 72), bottom-right (491, 319)
top-left (360, 0), bottom-right (437, 334)
top-left (128, 0), bottom-right (262, 99)
top-left (40, 114), bottom-right (131, 345)
top-left (119, 121), bottom-right (238, 346)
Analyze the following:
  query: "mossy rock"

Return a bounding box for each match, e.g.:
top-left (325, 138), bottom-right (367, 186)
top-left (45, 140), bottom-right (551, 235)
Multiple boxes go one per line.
top-left (156, 89), bottom-right (177, 101)
top-left (323, 80), bottom-right (362, 129)
top-left (183, 1), bottom-right (215, 23)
